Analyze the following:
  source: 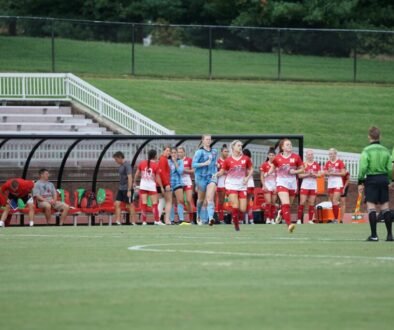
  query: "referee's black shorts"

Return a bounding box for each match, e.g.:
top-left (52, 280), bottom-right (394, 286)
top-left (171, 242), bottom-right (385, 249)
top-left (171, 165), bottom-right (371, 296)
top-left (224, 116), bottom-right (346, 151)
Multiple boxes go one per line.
top-left (365, 174), bottom-right (389, 204)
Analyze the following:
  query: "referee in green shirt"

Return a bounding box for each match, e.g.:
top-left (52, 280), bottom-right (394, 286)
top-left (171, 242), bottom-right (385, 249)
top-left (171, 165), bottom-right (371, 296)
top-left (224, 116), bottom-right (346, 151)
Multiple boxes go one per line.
top-left (358, 126), bottom-right (393, 242)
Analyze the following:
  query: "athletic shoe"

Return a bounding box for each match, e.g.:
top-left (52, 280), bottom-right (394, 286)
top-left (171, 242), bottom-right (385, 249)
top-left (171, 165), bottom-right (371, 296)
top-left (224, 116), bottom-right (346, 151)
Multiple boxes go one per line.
top-left (115, 221), bottom-right (122, 225)
top-left (275, 210), bottom-right (282, 224)
top-left (154, 221), bottom-right (165, 226)
top-left (209, 219), bottom-right (215, 226)
top-left (234, 221), bottom-right (240, 232)
top-left (288, 224), bottom-right (296, 233)
top-left (296, 219), bottom-right (302, 225)
top-left (197, 220), bottom-right (203, 226)
top-left (219, 221), bottom-right (226, 225)
top-left (249, 220), bottom-right (255, 225)
top-left (29, 221), bottom-right (34, 227)
top-left (0, 220), bottom-right (4, 227)
top-left (366, 236), bottom-right (379, 242)
top-left (265, 219), bottom-right (271, 224)
top-left (142, 222), bottom-right (147, 226)
top-left (386, 234), bottom-right (393, 242)
top-left (308, 220), bottom-right (315, 224)
top-left (332, 220), bottom-right (339, 224)
top-left (180, 221), bottom-right (191, 226)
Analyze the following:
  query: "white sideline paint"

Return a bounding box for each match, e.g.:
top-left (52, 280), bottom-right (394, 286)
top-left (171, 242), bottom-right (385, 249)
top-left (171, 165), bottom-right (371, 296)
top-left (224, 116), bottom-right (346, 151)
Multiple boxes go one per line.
top-left (128, 243), bottom-right (394, 262)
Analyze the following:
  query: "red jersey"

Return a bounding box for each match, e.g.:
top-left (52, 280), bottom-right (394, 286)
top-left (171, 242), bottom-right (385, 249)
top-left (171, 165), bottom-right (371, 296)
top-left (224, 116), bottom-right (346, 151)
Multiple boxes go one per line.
top-left (324, 159), bottom-right (345, 189)
top-left (1, 178), bottom-right (34, 197)
top-left (301, 161), bottom-right (321, 190)
top-left (181, 157), bottom-right (193, 186)
top-left (223, 155), bottom-right (252, 191)
top-left (342, 171), bottom-right (350, 186)
top-left (260, 161), bottom-right (276, 191)
top-left (138, 160), bottom-right (159, 192)
top-left (272, 153), bottom-right (303, 189)
top-left (158, 155), bottom-right (170, 187)
top-left (217, 158), bottom-right (227, 188)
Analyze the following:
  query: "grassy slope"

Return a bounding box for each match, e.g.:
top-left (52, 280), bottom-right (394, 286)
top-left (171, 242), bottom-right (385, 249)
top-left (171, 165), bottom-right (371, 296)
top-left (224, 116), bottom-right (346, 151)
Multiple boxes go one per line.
top-left (0, 226), bottom-right (393, 330)
top-left (87, 78), bottom-right (394, 153)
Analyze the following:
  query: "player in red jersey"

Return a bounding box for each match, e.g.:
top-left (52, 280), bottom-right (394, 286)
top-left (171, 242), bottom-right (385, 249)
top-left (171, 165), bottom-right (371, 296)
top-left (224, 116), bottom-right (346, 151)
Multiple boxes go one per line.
top-left (323, 148), bottom-right (346, 223)
top-left (297, 150), bottom-right (321, 224)
top-left (260, 148), bottom-right (277, 225)
top-left (216, 144), bottom-right (229, 224)
top-left (177, 146), bottom-right (195, 223)
top-left (243, 149), bottom-right (255, 225)
top-left (0, 178), bottom-right (35, 227)
top-left (216, 140), bottom-right (253, 231)
top-left (157, 146), bottom-right (172, 225)
top-left (269, 139), bottom-right (304, 233)
top-left (134, 149), bottom-right (163, 225)
top-left (340, 170), bottom-right (350, 223)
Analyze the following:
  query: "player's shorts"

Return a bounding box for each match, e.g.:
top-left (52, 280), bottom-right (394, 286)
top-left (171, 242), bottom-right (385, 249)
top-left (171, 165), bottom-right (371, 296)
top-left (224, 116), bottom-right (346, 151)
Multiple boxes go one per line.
top-left (247, 187), bottom-right (254, 195)
top-left (300, 188), bottom-right (316, 196)
top-left (116, 190), bottom-right (132, 203)
top-left (340, 186), bottom-right (349, 198)
top-left (195, 175), bottom-right (217, 193)
top-left (226, 190), bottom-right (247, 199)
top-left (37, 201), bottom-right (68, 211)
top-left (171, 185), bottom-right (183, 192)
top-left (183, 185), bottom-right (193, 192)
top-left (364, 174), bottom-right (389, 204)
top-left (139, 189), bottom-right (157, 196)
top-left (217, 187), bottom-right (226, 193)
top-left (276, 186), bottom-right (297, 196)
top-left (8, 193), bottom-right (33, 206)
top-left (327, 187), bottom-right (343, 195)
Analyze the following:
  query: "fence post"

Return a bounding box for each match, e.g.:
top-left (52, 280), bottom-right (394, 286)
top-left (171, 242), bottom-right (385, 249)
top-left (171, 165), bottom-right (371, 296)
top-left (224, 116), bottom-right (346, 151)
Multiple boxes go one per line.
top-left (51, 19), bottom-right (55, 73)
top-left (277, 29), bottom-right (281, 80)
top-left (209, 27), bottom-right (213, 79)
top-left (353, 32), bottom-right (357, 83)
top-left (131, 23), bottom-right (135, 76)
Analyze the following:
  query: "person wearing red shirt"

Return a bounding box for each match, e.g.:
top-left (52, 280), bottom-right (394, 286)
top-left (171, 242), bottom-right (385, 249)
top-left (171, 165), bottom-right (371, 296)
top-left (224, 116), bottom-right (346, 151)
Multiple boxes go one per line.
top-left (260, 148), bottom-right (277, 225)
top-left (269, 139), bottom-right (304, 233)
top-left (216, 140), bottom-right (253, 231)
top-left (157, 146), bottom-right (172, 225)
top-left (0, 178), bottom-right (35, 227)
top-left (243, 148), bottom-right (255, 225)
top-left (216, 144), bottom-right (229, 224)
top-left (340, 170), bottom-right (350, 223)
top-left (177, 146), bottom-right (195, 223)
top-left (323, 148), bottom-right (346, 223)
top-left (297, 150), bottom-right (321, 224)
top-left (134, 149), bottom-right (163, 225)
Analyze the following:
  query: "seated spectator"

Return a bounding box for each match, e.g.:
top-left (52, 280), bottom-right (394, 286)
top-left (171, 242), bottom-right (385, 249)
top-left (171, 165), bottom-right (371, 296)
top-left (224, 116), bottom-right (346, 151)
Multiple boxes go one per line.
top-left (0, 178), bottom-right (35, 227)
top-left (33, 169), bottom-right (69, 225)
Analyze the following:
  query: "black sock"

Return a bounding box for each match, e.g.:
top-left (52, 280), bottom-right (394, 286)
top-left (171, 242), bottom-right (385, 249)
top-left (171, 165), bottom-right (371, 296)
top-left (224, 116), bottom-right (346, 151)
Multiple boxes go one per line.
top-left (383, 210), bottom-right (392, 237)
top-left (368, 211), bottom-right (377, 237)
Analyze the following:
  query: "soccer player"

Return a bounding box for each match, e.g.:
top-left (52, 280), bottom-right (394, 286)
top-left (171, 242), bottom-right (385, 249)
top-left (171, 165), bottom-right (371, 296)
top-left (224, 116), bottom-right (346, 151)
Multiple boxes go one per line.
top-left (260, 148), bottom-right (277, 224)
top-left (340, 170), bottom-right (350, 223)
top-left (217, 140), bottom-right (253, 231)
top-left (358, 126), bottom-right (392, 241)
top-left (112, 151), bottom-right (135, 225)
top-left (168, 147), bottom-right (186, 224)
top-left (157, 146), bottom-right (172, 225)
top-left (177, 146), bottom-right (195, 223)
top-left (33, 169), bottom-right (70, 226)
top-left (243, 148), bottom-right (255, 225)
top-left (269, 139), bottom-right (304, 233)
top-left (0, 178), bottom-right (35, 227)
top-left (323, 148), bottom-right (346, 224)
top-left (134, 149), bottom-right (163, 225)
top-left (217, 144), bottom-right (229, 224)
top-left (297, 150), bottom-right (321, 224)
top-left (192, 135), bottom-right (218, 226)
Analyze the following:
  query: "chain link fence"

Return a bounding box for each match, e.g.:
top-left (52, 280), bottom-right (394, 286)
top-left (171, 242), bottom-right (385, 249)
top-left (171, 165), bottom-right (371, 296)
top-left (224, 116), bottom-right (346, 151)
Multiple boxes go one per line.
top-left (1, 16), bottom-right (394, 82)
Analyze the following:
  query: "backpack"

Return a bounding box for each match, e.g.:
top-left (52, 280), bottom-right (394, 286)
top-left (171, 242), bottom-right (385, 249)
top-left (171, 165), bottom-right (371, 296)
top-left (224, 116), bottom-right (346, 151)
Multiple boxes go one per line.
top-left (79, 190), bottom-right (98, 209)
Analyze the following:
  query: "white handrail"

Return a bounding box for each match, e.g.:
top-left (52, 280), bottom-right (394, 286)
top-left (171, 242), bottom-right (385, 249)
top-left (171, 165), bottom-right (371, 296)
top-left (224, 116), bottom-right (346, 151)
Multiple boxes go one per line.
top-left (0, 73), bottom-right (175, 135)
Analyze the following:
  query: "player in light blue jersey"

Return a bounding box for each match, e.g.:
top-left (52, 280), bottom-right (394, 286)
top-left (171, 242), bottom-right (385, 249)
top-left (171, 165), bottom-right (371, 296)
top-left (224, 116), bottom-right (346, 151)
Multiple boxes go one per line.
top-left (192, 135), bottom-right (218, 225)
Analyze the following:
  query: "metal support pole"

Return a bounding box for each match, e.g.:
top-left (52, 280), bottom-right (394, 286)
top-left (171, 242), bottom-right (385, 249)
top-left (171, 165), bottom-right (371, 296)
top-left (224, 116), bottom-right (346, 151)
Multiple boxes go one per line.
top-left (277, 29), bottom-right (281, 80)
top-left (209, 27), bottom-right (213, 79)
top-left (51, 20), bottom-right (55, 72)
top-left (353, 33), bottom-right (357, 83)
top-left (131, 24), bottom-right (135, 76)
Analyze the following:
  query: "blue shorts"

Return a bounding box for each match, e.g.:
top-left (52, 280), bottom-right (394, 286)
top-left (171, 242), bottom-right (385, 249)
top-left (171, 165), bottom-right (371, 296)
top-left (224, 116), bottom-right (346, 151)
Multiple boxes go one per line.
top-left (195, 175), bottom-right (217, 193)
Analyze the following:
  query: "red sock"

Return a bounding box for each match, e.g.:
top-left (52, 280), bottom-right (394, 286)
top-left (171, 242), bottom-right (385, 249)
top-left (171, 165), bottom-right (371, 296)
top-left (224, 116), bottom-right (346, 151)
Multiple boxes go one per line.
top-left (271, 204), bottom-right (276, 218)
top-left (218, 203), bottom-right (224, 221)
top-left (308, 206), bottom-right (315, 221)
top-left (232, 208), bottom-right (239, 231)
top-left (333, 204), bottom-right (339, 220)
top-left (281, 204), bottom-right (291, 226)
top-left (247, 206), bottom-right (253, 220)
top-left (265, 203), bottom-right (272, 219)
top-left (297, 205), bottom-right (304, 221)
top-left (152, 203), bottom-right (159, 221)
top-left (141, 204), bottom-right (147, 222)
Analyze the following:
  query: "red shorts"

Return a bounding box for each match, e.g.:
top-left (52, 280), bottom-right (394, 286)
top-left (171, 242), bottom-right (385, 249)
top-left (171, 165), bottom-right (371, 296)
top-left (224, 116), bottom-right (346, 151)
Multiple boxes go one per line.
top-left (226, 190), bottom-right (247, 199)
top-left (328, 187), bottom-right (343, 194)
top-left (247, 187), bottom-right (254, 195)
top-left (139, 189), bottom-right (158, 196)
top-left (300, 189), bottom-right (316, 196)
top-left (276, 186), bottom-right (297, 196)
top-left (263, 189), bottom-right (276, 195)
top-left (217, 187), bottom-right (226, 193)
top-left (183, 185), bottom-right (193, 192)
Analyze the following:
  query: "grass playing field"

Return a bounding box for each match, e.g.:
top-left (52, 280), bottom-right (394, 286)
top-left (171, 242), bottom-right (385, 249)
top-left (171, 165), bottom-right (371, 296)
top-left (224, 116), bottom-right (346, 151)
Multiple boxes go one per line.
top-left (1, 224), bottom-right (393, 330)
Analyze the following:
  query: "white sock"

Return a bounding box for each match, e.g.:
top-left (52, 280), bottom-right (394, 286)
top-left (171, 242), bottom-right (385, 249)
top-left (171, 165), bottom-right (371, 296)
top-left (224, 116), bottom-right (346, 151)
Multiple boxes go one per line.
top-left (158, 198), bottom-right (165, 218)
top-left (0, 220), bottom-right (4, 227)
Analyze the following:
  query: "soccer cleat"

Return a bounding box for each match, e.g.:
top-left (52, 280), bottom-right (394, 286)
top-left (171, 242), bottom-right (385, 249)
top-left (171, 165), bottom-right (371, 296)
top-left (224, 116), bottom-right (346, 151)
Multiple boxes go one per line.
top-left (29, 221), bottom-right (34, 227)
top-left (142, 222), bottom-right (147, 226)
top-left (180, 221), bottom-right (191, 226)
top-left (366, 236), bottom-right (379, 242)
top-left (296, 219), bottom-right (302, 225)
top-left (265, 219), bottom-right (271, 224)
top-left (154, 221), bottom-right (165, 226)
top-left (209, 219), bottom-right (215, 226)
top-left (308, 220), bottom-right (315, 224)
top-left (197, 219), bottom-right (203, 226)
top-left (115, 221), bottom-right (122, 225)
top-left (386, 234), bottom-right (393, 242)
top-left (249, 220), bottom-right (255, 225)
top-left (219, 221), bottom-right (226, 225)
top-left (275, 210), bottom-right (282, 224)
top-left (288, 224), bottom-right (296, 233)
top-left (233, 220), bottom-right (240, 232)
top-left (332, 220), bottom-right (339, 224)
top-left (0, 220), bottom-right (4, 227)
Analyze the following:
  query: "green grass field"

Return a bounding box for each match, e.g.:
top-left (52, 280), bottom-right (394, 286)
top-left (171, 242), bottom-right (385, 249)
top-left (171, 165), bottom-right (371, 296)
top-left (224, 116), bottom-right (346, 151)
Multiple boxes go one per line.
top-left (0, 225), bottom-right (393, 330)
top-left (1, 35), bottom-right (394, 82)
top-left (87, 78), bottom-right (394, 153)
